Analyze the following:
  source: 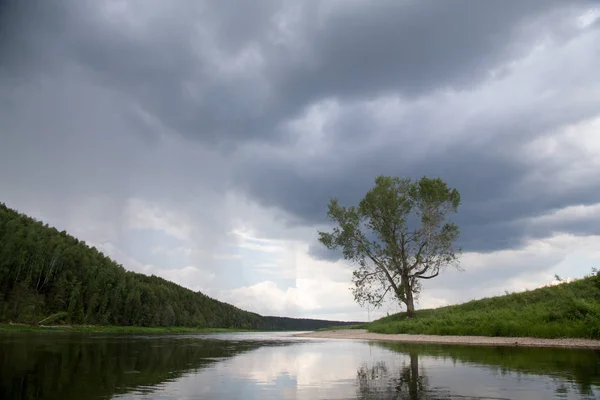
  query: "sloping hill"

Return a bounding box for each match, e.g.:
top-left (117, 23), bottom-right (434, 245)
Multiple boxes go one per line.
top-left (367, 272), bottom-right (600, 338)
top-left (0, 203), bottom-right (360, 330)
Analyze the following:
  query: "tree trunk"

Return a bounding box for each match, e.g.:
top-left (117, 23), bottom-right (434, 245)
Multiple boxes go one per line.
top-left (404, 277), bottom-right (415, 317)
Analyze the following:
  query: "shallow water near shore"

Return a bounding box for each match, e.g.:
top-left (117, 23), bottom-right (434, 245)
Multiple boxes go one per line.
top-left (1, 331), bottom-right (599, 399)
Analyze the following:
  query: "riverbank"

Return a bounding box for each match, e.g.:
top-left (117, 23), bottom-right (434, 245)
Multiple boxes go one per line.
top-left (0, 324), bottom-right (253, 334)
top-left (362, 274), bottom-right (600, 339)
top-left (296, 329), bottom-right (600, 349)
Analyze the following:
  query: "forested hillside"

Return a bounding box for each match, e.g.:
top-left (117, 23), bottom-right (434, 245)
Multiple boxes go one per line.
top-left (0, 203), bottom-right (359, 330)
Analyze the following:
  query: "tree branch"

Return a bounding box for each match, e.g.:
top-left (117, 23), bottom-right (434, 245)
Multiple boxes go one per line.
top-left (409, 240), bottom-right (428, 271)
top-left (355, 233), bottom-right (400, 295)
top-left (417, 270), bottom-right (439, 280)
top-left (355, 270), bottom-right (380, 286)
top-left (378, 285), bottom-right (393, 303)
top-left (413, 263), bottom-right (430, 277)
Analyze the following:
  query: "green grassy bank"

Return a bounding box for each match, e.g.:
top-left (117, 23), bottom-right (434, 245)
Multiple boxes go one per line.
top-left (365, 272), bottom-right (600, 339)
top-left (0, 324), bottom-right (254, 334)
top-left (317, 324), bottom-right (367, 331)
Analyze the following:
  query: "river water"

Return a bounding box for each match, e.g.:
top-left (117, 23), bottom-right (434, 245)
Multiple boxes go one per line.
top-left (1, 331), bottom-right (599, 399)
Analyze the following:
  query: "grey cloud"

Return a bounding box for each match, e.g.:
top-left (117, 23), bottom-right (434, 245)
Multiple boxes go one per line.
top-left (236, 65), bottom-right (600, 253)
top-left (3, 0), bottom-right (586, 148)
top-left (2, 0), bottom-right (600, 318)
top-left (523, 209), bottom-right (600, 240)
top-left (4, 0), bottom-right (598, 240)
top-left (233, 5), bottom-right (600, 246)
top-left (307, 243), bottom-right (344, 263)
top-left (276, 0), bottom-right (572, 103)
top-left (426, 257), bottom-right (560, 295)
top-left (0, 11), bottom-right (239, 289)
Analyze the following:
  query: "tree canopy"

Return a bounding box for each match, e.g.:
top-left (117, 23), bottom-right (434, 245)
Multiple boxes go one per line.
top-left (318, 176), bottom-right (462, 316)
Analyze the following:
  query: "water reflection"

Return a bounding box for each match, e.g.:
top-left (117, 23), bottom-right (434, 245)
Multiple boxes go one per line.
top-left (356, 352), bottom-right (427, 399)
top-left (355, 342), bottom-right (600, 400)
top-left (0, 333), bottom-right (266, 399)
top-left (1, 332), bottom-right (599, 400)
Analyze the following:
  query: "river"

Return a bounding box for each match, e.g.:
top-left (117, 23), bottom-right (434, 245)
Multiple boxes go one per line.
top-left (1, 331), bottom-right (599, 399)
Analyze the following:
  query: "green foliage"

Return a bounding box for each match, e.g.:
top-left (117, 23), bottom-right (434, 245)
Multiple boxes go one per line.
top-left (367, 271), bottom-right (600, 339)
top-left (318, 175), bottom-right (461, 315)
top-left (37, 311), bottom-right (69, 325)
top-left (317, 323), bottom-right (368, 331)
top-left (0, 203), bottom-right (360, 331)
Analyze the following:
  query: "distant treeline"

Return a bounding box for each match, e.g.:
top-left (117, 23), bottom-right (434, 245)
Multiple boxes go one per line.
top-left (0, 203), bottom-right (360, 330)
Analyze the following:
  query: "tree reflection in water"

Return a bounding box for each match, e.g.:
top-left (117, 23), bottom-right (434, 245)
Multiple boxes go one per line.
top-left (355, 342), bottom-right (600, 400)
top-left (356, 351), bottom-right (433, 400)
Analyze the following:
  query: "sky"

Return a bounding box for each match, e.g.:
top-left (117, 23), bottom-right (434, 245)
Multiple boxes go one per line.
top-left (1, 0), bottom-right (600, 322)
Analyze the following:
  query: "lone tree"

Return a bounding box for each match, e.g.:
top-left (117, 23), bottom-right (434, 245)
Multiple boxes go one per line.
top-left (318, 176), bottom-right (461, 317)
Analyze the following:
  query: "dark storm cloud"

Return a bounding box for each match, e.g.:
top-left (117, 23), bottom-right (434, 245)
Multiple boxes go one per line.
top-left (1, 0), bottom-right (268, 143)
top-left (2, 0), bottom-right (586, 147)
top-left (240, 56), bottom-right (600, 255)
top-left (276, 0), bottom-right (572, 103)
top-left (2, 0), bottom-right (599, 259)
top-left (308, 243), bottom-right (343, 263)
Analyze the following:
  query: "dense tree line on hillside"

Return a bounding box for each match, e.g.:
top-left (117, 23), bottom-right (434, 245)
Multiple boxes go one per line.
top-left (262, 316), bottom-right (356, 331)
top-left (0, 203), bottom-right (360, 330)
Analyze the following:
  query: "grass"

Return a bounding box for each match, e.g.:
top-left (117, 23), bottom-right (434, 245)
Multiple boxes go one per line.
top-left (367, 272), bottom-right (600, 339)
top-left (0, 324), bottom-right (255, 334)
top-left (317, 323), bottom-right (368, 331)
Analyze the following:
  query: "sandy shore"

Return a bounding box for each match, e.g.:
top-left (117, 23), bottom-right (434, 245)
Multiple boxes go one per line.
top-left (295, 329), bottom-right (600, 349)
